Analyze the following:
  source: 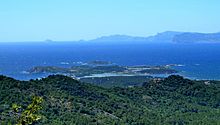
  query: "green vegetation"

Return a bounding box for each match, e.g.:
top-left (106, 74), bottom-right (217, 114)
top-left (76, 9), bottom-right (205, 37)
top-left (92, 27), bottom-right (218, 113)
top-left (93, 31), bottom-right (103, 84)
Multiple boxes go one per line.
top-left (28, 65), bottom-right (127, 77)
top-left (12, 96), bottom-right (43, 125)
top-left (0, 75), bottom-right (219, 124)
top-left (80, 76), bottom-right (152, 88)
top-left (28, 64), bottom-right (178, 78)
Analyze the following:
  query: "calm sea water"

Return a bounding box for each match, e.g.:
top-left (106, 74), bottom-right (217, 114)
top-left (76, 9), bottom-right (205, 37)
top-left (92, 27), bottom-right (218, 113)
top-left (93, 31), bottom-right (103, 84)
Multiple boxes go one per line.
top-left (0, 42), bottom-right (220, 80)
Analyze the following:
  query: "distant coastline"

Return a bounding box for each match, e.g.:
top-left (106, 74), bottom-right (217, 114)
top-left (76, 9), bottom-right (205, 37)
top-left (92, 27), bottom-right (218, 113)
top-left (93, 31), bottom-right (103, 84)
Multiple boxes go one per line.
top-left (1, 31), bottom-right (220, 44)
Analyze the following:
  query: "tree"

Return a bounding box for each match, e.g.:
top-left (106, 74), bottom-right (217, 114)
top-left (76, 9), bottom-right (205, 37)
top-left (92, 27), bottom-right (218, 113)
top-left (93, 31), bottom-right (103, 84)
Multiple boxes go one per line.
top-left (12, 96), bottom-right (44, 125)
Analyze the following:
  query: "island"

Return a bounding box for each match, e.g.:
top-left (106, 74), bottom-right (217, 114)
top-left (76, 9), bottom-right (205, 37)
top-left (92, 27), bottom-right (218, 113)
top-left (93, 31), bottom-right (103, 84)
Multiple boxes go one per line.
top-left (28, 62), bottom-right (178, 78)
top-left (27, 61), bottom-right (178, 87)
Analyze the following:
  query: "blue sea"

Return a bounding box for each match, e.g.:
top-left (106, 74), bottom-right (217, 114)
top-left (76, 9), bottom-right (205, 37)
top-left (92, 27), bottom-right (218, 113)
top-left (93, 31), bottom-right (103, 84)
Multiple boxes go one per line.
top-left (0, 42), bottom-right (220, 80)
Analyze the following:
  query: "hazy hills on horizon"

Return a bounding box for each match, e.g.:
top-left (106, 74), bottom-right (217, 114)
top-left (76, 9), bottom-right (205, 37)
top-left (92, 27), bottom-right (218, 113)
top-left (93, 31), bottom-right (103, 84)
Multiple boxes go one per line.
top-left (89, 31), bottom-right (220, 44)
top-left (43, 31), bottom-right (220, 44)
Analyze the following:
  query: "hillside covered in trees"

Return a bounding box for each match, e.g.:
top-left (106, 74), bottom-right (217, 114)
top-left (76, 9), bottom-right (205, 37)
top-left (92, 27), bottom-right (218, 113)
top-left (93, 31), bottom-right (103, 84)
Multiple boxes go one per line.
top-left (0, 75), bottom-right (220, 124)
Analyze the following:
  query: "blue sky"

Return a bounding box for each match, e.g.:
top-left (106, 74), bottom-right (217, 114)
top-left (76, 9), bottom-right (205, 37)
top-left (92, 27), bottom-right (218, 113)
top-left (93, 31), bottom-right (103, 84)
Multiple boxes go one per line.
top-left (0, 0), bottom-right (220, 42)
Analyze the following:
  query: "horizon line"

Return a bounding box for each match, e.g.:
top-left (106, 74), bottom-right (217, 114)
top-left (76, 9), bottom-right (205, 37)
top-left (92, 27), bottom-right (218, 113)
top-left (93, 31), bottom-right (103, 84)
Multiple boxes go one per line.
top-left (0, 30), bottom-right (220, 43)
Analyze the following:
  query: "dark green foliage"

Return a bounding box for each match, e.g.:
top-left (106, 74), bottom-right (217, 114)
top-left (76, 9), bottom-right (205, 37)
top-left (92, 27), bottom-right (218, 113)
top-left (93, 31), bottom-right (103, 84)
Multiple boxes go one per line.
top-left (0, 75), bottom-right (220, 125)
top-left (142, 75), bottom-right (220, 124)
top-left (80, 76), bottom-right (152, 88)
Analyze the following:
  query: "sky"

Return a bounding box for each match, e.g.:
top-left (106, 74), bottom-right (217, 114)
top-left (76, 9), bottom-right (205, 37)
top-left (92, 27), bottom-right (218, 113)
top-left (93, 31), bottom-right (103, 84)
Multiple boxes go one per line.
top-left (0, 0), bottom-right (220, 42)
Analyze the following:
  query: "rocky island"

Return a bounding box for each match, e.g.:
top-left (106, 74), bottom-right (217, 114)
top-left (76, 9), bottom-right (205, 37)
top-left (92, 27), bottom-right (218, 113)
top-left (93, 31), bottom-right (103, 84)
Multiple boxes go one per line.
top-left (27, 61), bottom-right (178, 87)
top-left (28, 62), bottom-right (178, 78)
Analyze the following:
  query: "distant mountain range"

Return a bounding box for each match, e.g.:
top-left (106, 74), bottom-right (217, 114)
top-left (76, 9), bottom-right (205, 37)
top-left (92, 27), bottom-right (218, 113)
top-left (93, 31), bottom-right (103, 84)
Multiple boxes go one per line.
top-left (84, 31), bottom-right (220, 43)
top-left (44, 31), bottom-right (220, 44)
top-left (173, 32), bottom-right (220, 43)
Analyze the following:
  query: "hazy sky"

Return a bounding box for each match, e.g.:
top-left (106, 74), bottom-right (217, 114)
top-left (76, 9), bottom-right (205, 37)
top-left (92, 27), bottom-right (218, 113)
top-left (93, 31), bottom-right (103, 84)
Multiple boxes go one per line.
top-left (0, 0), bottom-right (220, 42)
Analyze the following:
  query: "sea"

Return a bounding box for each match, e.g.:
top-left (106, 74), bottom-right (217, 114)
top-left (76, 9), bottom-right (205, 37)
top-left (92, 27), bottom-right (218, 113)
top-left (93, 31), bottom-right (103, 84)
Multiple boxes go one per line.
top-left (0, 42), bottom-right (220, 80)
